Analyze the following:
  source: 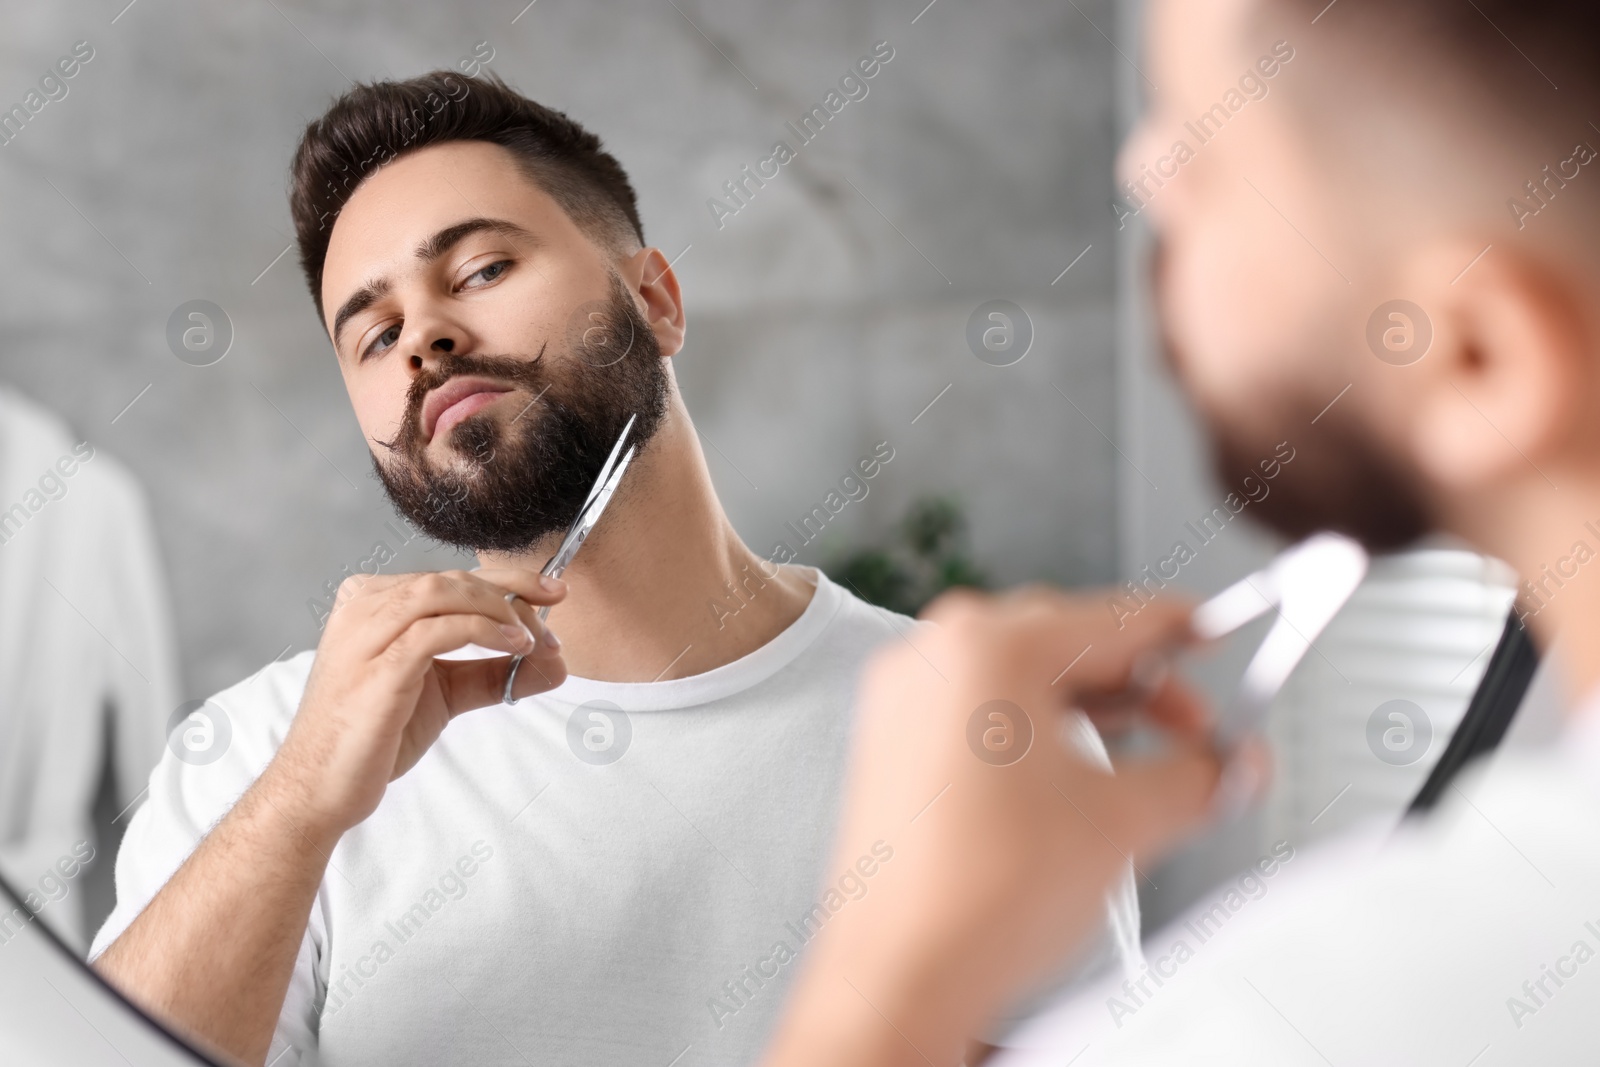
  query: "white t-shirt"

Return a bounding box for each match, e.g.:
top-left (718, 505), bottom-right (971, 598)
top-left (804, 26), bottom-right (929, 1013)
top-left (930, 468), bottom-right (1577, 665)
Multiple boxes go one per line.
top-left (994, 691), bottom-right (1600, 1066)
top-left (91, 568), bottom-right (1139, 1066)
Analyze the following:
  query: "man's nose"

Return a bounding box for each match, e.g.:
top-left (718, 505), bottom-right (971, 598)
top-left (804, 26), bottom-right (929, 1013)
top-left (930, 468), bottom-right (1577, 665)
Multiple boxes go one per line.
top-left (407, 328), bottom-right (462, 371)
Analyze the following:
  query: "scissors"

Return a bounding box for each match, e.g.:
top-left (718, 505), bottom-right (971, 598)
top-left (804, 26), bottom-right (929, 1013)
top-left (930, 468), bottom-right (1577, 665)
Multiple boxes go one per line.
top-left (501, 413), bottom-right (638, 705)
top-left (1191, 531), bottom-right (1369, 749)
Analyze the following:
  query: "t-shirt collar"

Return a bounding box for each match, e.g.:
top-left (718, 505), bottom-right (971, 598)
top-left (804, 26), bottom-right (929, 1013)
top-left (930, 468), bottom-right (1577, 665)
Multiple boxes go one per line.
top-left (539, 565), bottom-right (845, 712)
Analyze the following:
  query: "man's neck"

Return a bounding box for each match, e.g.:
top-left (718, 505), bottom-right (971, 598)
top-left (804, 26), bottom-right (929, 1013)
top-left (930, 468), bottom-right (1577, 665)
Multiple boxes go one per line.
top-left (477, 401), bottom-right (814, 683)
top-left (1471, 472), bottom-right (1600, 710)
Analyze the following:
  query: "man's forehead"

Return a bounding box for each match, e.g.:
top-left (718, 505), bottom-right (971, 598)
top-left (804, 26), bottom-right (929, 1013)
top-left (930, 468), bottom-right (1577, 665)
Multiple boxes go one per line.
top-left (319, 141), bottom-right (558, 320)
top-left (1151, 0), bottom-right (1260, 79)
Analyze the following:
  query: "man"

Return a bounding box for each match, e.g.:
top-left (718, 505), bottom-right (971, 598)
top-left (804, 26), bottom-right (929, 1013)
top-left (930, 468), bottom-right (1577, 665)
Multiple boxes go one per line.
top-left (757, 0), bottom-right (1600, 1063)
top-left (88, 73), bottom-right (1139, 1067)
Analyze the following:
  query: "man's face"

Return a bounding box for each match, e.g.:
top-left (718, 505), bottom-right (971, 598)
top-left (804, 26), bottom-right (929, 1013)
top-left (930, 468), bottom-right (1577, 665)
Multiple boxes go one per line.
top-left (1121, 0), bottom-right (1431, 550)
top-left (320, 141), bottom-right (668, 552)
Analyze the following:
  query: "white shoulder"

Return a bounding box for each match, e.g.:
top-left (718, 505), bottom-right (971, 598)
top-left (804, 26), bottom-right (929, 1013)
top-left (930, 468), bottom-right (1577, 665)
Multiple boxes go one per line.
top-left (1003, 750), bottom-right (1600, 1065)
top-left (819, 570), bottom-right (924, 640)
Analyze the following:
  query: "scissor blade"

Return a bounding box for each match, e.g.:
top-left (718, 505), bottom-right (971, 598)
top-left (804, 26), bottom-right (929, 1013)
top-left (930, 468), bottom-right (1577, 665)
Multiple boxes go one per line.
top-left (1210, 533), bottom-right (1368, 747)
top-left (579, 414), bottom-right (637, 515)
top-left (1192, 570), bottom-right (1276, 641)
top-left (577, 445), bottom-right (634, 537)
top-left (539, 415), bottom-right (636, 578)
top-left (544, 445), bottom-right (636, 579)
top-left (512, 416), bottom-right (640, 694)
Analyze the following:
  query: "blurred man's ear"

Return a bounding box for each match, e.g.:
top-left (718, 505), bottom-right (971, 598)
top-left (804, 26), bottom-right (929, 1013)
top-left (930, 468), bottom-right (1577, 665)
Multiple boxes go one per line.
top-left (1399, 241), bottom-right (1594, 493)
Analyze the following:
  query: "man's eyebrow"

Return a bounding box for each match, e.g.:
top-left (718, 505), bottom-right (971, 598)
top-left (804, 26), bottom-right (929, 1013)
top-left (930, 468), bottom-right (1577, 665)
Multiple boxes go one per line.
top-left (329, 218), bottom-right (539, 348)
top-left (415, 217), bottom-right (539, 263)
top-left (331, 277), bottom-right (392, 349)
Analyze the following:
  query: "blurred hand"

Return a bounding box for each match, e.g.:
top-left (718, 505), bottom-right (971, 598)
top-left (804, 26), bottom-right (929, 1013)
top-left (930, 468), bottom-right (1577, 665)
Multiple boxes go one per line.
top-left (268, 568), bottom-right (568, 840)
top-left (765, 586), bottom-right (1263, 1067)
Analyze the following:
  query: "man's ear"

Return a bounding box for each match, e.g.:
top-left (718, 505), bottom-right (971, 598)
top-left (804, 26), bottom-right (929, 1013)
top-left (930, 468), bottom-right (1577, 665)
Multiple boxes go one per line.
top-left (621, 247), bottom-right (686, 358)
top-left (1399, 242), bottom-right (1593, 493)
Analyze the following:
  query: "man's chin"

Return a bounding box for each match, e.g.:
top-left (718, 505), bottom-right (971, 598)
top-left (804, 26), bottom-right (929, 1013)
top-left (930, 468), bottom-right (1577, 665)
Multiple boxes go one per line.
top-left (433, 447), bottom-right (494, 477)
top-left (1203, 411), bottom-right (1434, 555)
top-left (435, 411), bottom-right (507, 466)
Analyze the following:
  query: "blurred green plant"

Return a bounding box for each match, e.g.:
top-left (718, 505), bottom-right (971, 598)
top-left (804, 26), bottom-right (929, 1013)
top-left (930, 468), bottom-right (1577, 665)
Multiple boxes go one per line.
top-left (826, 496), bottom-right (988, 616)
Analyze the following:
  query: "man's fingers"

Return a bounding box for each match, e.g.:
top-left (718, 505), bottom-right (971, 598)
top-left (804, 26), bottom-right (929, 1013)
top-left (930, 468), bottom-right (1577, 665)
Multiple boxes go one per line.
top-left (335, 570), bottom-right (560, 660)
top-left (1134, 671), bottom-right (1212, 739)
top-left (1113, 671), bottom-right (1209, 739)
top-left (922, 584), bottom-right (1197, 699)
top-left (1107, 740), bottom-right (1235, 860)
top-left (434, 571), bottom-right (564, 643)
top-left (507, 594), bottom-right (561, 651)
top-left (382, 600), bottom-right (566, 717)
top-left (1080, 673), bottom-right (1211, 742)
top-left (388, 612), bottom-right (537, 668)
top-left (471, 568), bottom-right (568, 606)
top-left (434, 646), bottom-right (569, 715)
top-left (1051, 592), bottom-right (1197, 694)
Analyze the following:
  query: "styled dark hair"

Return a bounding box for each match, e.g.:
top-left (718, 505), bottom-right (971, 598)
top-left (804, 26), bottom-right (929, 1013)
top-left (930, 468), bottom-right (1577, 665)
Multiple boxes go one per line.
top-left (289, 70), bottom-right (645, 319)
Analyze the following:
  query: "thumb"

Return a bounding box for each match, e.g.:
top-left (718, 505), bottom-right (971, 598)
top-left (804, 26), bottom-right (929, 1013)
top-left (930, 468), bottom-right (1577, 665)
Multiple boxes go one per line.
top-left (1110, 738), bottom-right (1265, 861)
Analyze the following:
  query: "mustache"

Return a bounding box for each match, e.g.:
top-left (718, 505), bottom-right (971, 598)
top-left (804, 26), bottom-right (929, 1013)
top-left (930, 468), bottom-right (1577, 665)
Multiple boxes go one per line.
top-left (374, 344), bottom-right (548, 455)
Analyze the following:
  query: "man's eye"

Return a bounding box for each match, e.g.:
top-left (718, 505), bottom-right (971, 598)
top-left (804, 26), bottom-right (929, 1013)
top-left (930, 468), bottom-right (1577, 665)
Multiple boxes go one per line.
top-left (466, 260), bottom-right (511, 287)
top-left (364, 323), bottom-right (402, 358)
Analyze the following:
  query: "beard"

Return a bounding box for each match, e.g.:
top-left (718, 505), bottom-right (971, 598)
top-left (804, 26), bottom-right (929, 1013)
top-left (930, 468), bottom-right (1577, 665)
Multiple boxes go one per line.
top-left (1153, 245), bottom-right (1432, 553)
top-left (372, 273), bottom-right (669, 553)
top-left (1201, 393), bottom-right (1432, 552)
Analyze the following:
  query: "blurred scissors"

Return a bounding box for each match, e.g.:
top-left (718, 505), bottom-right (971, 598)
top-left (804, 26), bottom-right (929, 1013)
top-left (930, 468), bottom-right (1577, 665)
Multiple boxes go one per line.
top-left (1192, 531), bottom-right (1368, 749)
top-left (502, 413), bottom-right (637, 704)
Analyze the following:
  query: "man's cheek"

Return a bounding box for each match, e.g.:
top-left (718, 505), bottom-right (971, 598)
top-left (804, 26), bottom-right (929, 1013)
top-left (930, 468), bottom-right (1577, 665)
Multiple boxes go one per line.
top-left (1157, 235), bottom-right (1231, 373)
top-left (1178, 223), bottom-right (1300, 391)
top-left (354, 379), bottom-right (410, 449)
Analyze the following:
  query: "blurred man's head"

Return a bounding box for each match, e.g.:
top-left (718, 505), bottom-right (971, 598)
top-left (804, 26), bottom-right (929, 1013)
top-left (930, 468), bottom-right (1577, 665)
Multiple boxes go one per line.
top-left (1125, 0), bottom-right (1600, 561)
top-left (288, 72), bottom-right (678, 552)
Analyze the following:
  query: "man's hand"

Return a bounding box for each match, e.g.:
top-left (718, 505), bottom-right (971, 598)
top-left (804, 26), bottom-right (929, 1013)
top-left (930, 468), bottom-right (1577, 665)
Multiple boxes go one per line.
top-left (764, 587), bottom-right (1263, 1067)
top-left (96, 567), bottom-right (566, 1066)
top-left (268, 567), bottom-right (569, 842)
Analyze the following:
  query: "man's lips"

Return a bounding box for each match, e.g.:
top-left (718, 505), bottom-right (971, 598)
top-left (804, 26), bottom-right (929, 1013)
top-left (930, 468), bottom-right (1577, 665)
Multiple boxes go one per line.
top-left (420, 377), bottom-right (514, 442)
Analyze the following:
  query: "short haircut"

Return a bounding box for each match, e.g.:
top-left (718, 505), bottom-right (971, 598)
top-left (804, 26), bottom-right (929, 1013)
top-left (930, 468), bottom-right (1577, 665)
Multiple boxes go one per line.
top-left (1252, 0), bottom-right (1600, 254)
top-left (1260, 0), bottom-right (1600, 117)
top-left (289, 70), bottom-right (645, 320)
